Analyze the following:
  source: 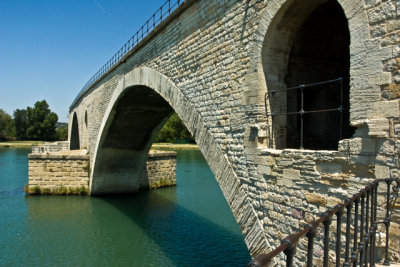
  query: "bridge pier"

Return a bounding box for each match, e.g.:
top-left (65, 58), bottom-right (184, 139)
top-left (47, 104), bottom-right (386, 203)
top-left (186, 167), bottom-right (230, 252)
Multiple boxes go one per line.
top-left (27, 142), bottom-right (177, 195)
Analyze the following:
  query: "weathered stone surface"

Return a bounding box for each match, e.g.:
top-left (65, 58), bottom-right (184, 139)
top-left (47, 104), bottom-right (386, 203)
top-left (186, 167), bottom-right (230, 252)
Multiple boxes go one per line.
top-left (65, 0), bottom-right (400, 261)
top-left (28, 145), bottom-right (177, 193)
top-left (27, 151), bottom-right (90, 192)
top-left (305, 193), bottom-right (327, 207)
top-left (146, 150), bottom-right (177, 189)
top-left (32, 141), bottom-right (69, 154)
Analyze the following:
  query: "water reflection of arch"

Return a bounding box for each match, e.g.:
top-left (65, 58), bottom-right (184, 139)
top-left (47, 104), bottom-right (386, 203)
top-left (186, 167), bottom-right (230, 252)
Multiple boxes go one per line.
top-left (70, 112), bottom-right (80, 150)
top-left (250, 0), bottom-right (373, 149)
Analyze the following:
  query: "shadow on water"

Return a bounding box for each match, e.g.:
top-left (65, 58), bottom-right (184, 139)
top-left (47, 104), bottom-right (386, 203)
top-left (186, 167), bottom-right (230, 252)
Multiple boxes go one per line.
top-left (1, 148), bottom-right (250, 266)
top-left (97, 191), bottom-right (250, 266)
top-left (95, 150), bottom-right (251, 266)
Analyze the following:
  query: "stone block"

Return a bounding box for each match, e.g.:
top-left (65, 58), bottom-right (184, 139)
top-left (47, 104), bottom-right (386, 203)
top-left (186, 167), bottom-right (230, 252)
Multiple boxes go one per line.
top-left (327, 196), bottom-right (342, 207)
top-left (276, 175), bottom-right (294, 188)
top-left (367, 118), bottom-right (390, 137)
top-left (305, 193), bottom-right (327, 207)
top-left (283, 169), bottom-right (300, 180)
top-left (375, 165), bottom-right (390, 179)
top-left (316, 162), bottom-right (342, 174)
top-left (370, 100), bottom-right (400, 119)
top-left (346, 137), bottom-right (377, 155)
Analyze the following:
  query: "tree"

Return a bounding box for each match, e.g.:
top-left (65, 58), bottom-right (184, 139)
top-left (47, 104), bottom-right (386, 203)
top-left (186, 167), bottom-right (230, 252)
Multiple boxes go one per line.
top-left (25, 100), bottom-right (58, 140)
top-left (0, 109), bottom-right (15, 140)
top-left (154, 113), bottom-right (194, 143)
top-left (13, 109), bottom-right (28, 140)
top-left (56, 125), bottom-right (68, 141)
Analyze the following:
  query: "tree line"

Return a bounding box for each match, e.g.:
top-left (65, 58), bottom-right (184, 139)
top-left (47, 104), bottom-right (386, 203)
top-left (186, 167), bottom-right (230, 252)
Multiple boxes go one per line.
top-left (155, 113), bottom-right (195, 143)
top-left (0, 100), bottom-right (67, 141)
top-left (1, 100), bottom-right (193, 143)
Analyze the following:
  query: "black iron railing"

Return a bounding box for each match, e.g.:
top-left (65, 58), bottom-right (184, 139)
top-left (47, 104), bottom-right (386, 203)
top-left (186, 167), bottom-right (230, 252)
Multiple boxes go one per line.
top-left (71, 0), bottom-right (185, 109)
top-left (248, 178), bottom-right (400, 267)
top-left (264, 78), bottom-right (344, 149)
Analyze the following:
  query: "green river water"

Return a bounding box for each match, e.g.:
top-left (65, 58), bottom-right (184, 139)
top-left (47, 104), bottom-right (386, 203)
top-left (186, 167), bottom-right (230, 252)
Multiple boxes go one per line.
top-left (0, 147), bottom-right (250, 266)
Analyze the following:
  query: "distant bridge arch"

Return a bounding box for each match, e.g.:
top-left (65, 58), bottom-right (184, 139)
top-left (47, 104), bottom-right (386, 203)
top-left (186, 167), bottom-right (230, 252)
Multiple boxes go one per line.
top-left (70, 112), bottom-right (80, 150)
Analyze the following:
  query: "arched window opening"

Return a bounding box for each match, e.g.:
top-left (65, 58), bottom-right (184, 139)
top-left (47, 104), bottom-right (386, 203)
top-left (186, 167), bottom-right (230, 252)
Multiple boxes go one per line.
top-left (70, 113), bottom-right (80, 150)
top-left (263, 0), bottom-right (354, 150)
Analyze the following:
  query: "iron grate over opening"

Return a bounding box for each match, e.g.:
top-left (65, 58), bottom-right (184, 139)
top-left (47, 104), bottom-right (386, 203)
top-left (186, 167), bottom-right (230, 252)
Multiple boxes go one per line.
top-left (264, 78), bottom-right (346, 150)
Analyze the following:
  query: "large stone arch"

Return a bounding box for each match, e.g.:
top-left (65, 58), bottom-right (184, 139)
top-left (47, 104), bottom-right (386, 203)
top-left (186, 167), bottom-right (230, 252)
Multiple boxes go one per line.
top-left (90, 67), bottom-right (269, 255)
top-left (248, 0), bottom-right (377, 149)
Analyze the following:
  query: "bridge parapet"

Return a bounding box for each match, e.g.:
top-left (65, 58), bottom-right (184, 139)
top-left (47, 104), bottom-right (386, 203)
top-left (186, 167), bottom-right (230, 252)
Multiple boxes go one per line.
top-left (70, 0), bottom-right (192, 110)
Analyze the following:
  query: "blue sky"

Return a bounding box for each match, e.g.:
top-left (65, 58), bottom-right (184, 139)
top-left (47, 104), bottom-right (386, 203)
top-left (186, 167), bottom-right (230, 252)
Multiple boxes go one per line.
top-left (0, 0), bottom-right (167, 122)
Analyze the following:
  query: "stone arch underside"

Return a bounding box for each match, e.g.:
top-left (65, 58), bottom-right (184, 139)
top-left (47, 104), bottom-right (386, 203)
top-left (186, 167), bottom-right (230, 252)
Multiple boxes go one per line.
top-left (90, 67), bottom-right (269, 255)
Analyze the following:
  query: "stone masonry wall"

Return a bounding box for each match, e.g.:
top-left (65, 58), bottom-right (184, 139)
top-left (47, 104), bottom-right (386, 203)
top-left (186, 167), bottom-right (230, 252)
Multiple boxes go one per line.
top-left (28, 146), bottom-right (177, 194)
top-left (27, 153), bottom-right (90, 193)
top-left (145, 151), bottom-right (177, 190)
top-left (68, 0), bottom-right (400, 261)
top-left (32, 141), bottom-right (70, 154)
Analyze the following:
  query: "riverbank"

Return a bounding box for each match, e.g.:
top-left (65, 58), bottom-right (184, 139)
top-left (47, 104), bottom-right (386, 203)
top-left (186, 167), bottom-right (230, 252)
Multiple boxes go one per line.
top-left (0, 141), bottom-right (199, 150)
top-left (0, 141), bottom-right (44, 147)
top-left (151, 143), bottom-right (199, 150)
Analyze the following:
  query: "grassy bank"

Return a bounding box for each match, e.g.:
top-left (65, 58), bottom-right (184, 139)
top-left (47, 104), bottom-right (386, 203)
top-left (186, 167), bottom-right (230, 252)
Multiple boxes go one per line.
top-left (151, 143), bottom-right (199, 150)
top-left (0, 141), bottom-right (199, 150)
top-left (0, 141), bottom-right (45, 147)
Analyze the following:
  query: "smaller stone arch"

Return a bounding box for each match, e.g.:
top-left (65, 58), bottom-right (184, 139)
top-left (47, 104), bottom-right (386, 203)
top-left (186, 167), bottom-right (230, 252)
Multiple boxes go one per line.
top-left (70, 112), bottom-right (80, 150)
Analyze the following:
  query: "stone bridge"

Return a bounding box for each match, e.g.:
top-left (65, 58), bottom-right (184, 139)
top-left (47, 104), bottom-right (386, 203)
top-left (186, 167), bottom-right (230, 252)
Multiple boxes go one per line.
top-left (68, 0), bottom-right (400, 259)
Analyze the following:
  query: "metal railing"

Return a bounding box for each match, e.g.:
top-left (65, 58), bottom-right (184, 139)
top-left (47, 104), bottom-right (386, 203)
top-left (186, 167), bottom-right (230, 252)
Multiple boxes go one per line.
top-left (248, 178), bottom-right (400, 267)
top-left (265, 78), bottom-right (344, 149)
top-left (71, 0), bottom-right (185, 109)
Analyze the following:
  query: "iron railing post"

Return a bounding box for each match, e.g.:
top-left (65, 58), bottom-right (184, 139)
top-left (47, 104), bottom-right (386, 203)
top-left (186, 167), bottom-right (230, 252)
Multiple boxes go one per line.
top-left (352, 198), bottom-right (360, 267)
top-left (345, 201), bottom-right (352, 262)
top-left (364, 187), bottom-right (370, 265)
top-left (282, 237), bottom-right (297, 267)
top-left (306, 224), bottom-right (316, 267)
top-left (370, 184), bottom-right (376, 266)
top-left (372, 183), bottom-right (378, 267)
top-left (323, 213), bottom-right (332, 267)
top-left (359, 192), bottom-right (365, 266)
top-left (335, 207), bottom-right (343, 267)
top-left (383, 179), bottom-right (392, 265)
